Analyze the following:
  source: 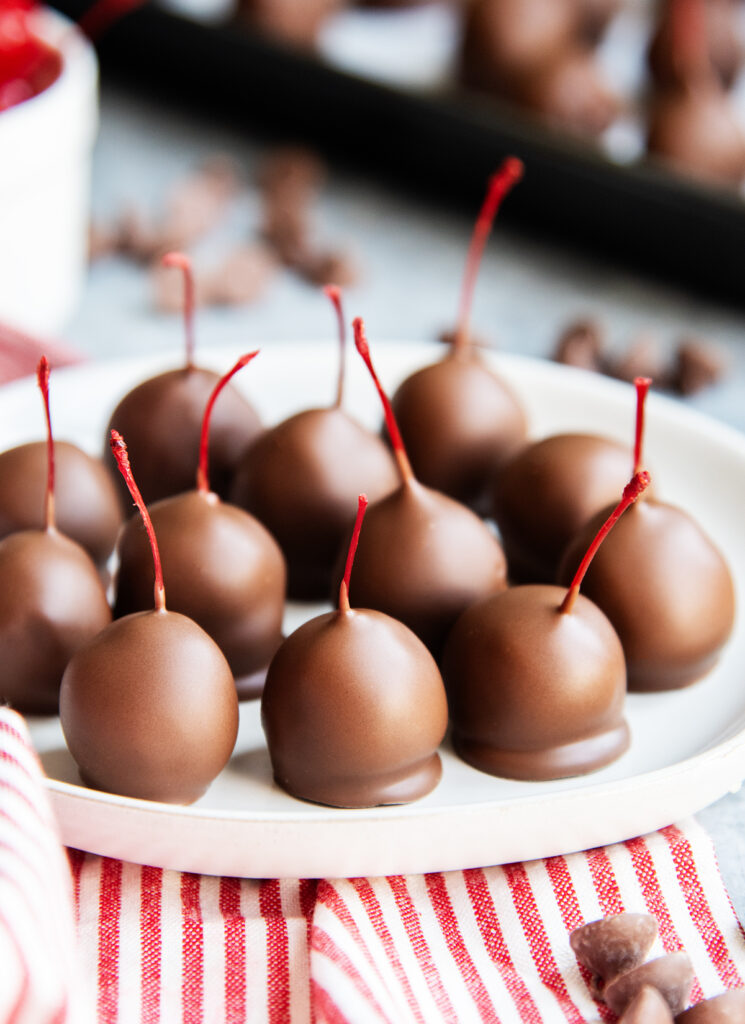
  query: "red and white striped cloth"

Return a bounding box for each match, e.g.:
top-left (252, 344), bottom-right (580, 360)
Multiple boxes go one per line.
top-left (3, 706), bottom-right (745, 1024)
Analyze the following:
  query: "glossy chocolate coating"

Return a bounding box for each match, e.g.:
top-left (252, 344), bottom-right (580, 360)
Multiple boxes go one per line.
top-left (647, 84), bottom-right (745, 186)
top-left (114, 490), bottom-right (286, 700)
top-left (515, 47), bottom-right (620, 136)
top-left (676, 989), bottom-right (745, 1022)
top-left (343, 478), bottom-right (507, 659)
top-left (605, 953), bottom-right (694, 1017)
top-left (60, 610), bottom-right (238, 804)
top-left (558, 500), bottom-right (735, 691)
top-left (491, 433), bottom-right (633, 583)
top-left (0, 530), bottom-right (111, 715)
top-left (570, 914), bottom-right (658, 997)
top-left (106, 367), bottom-right (262, 506)
top-left (230, 407), bottom-right (398, 600)
top-left (0, 440), bottom-right (122, 568)
top-left (622, 986), bottom-right (675, 1024)
top-left (442, 585), bottom-right (629, 781)
top-left (649, 0), bottom-right (743, 90)
top-left (262, 608), bottom-right (448, 807)
top-left (461, 0), bottom-right (578, 98)
top-left (390, 350), bottom-right (527, 513)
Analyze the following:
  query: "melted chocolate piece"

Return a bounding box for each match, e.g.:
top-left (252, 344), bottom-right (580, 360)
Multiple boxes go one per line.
top-left (390, 350), bottom-right (527, 513)
top-left (442, 584), bottom-right (629, 780)
top-left (492, 433), bottom-right (633, 583)
top-left (0, 440), bottom-right (123, 568)
top-left (621, 985), bottom-right (675, 1024)
top-left (557, 500), bottom-right (735, 691)
top-left (261, 608), bottom-right (448, 807)
top-left (114, 490), bottom-right (286, 699)
top-left (604, 953), bottom-right (694, 1017)
top-left (60, 610), bottom-right (238, 804)
top-left (0, 530), bottom-right (111, 715)
top-left (230, 407), bottom-right (399, 600)
top-left (343, 478), bottom-right (508, 659)
top-left (647, 83), bottom-right (745, 186)
top-left (676, 989), bottom-right (745, 1022)
top-left (570, 914), bottom-right (659, 997)
top-left (106, 367), bottom-right (262, 506)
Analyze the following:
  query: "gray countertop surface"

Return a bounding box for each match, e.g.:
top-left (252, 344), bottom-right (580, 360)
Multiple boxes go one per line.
top-left (67, 85), bottom-right (745, 908)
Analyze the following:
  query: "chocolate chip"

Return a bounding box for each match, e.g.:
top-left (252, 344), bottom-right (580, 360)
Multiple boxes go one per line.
top-left (570, 914), bottom-right (659, 996)
top-left (606, 333), bottom-right (667, 386)
top-left (604, 953), bottom-right (695, 1017)
top-left (670, 339), bottom-right (727, 396)
top-left (553, 319), bottom-right (605, 372)
top-left (203, 245), bottom-right (278, 305)
top-left (298, 248), bottom-right (359, 287)
top-left (620, 984), bottom-right (675, 1023)
top-left (675, 988), bottom-right (745, 1022)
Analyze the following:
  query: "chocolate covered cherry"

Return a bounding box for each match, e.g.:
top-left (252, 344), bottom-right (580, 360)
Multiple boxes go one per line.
top-left (0, 440), bottom-right (122, 570)
top-left (105, 252), bottom-right (261, 506)
top-left (390, 159), bottom-right (526, 513)
top-left (61, 432), bottom-right (238, 804)
top-left (558, 378), bottom-right (735, 691)
top-left (230, 287), bottom-right (398, 599)
top-left (0, 359), bottom-right (111, 714)
top-left (492, 432), bottom-right (632, 583)
top-left (262, 494), bottom-right (448, 807)
top-left (343, 319), bottom-right (507, 659)
top-left (115, 353), bottom-right (286, 700)
top-left (444, 473), bottom-right (649, 781)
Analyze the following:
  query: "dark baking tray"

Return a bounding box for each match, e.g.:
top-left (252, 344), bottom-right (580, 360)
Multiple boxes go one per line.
top-left (53, 1), bottom-right (745, 308)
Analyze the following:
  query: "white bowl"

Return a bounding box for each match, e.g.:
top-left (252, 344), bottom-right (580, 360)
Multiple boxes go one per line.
top-left (0, 8), bottom-right (97, 335)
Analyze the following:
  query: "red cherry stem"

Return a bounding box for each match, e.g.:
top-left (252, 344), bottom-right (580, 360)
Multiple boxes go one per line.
top-left (162, 252), bottom-right (196, 369)
top-left (36, 356), bottom-right (55, 531)
top-left (633, 376), bottom-right (651, 476)
top-left (339, 493), bottom-right (369, 614)
top-left (560, 470), bottom-right (651, 615)
top-left (324, 284), bottom-right (346, 408)
top-left (197, 352), bottom-right (259, 494)
top-left (353, 317), bottom-right (414, 483)
top-left (454, 157), bottom-right (524, 352)
top-left (110, 429), bottom-right (166, 612)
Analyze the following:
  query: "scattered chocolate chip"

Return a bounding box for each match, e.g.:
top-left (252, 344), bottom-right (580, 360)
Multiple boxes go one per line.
top-left (298, 248), bottom-right (359, 287)
top-left (607, 333), bottom-right (668, 386)
top-left (570, 914), bottom-right (659, 997)
top-left (261, 203), bottom-right (312, 266)
top-left (675, 987), bottom-right (745, 1022)
top-left (553, 319), bottom-right (605, 372)
top-left (203, 245), bottom-right (278, 305)
top-left (604, 953), bottom-right (695, 1017)
top-left (620, 984), bottom-right (675, 1023)
top-left (670, 339), bottom-right (727, 396)
top-left (257, 147), bottom-right (326, 200)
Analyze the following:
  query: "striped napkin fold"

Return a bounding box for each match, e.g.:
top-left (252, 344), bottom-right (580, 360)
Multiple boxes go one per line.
top-left (3, 706), bottom-right (745, 1023)
top-left (0, 321), bottom-right (82, 385)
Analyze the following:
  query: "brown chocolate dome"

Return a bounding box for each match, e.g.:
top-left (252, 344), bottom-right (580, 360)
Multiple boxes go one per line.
top-left (0, 439), bottom-right (122, 568)
top-left (491, 433), bottom-right (632, 583)
top-left (114, 489), bottom-right (286, 699)
top-left (557, 499), bottom-right (735, 691)
top-left (0, 529), bottom-right (112, 715)
top-left (391, 350), bottom-right (526, 513)
top-left (60, 609), bottom-right (238, 804)
top-left (345, 477), bottom-right (508, 658)
top-left (442, 584), bottom-right (629, 780)
top-left (230, 406), bottom-right (398, 600)
top-left (106, 366), bottom-right (262, 506)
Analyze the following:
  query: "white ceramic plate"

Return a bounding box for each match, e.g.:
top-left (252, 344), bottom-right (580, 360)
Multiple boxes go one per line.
top-left (9, 342), bottom-right (745, 879)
